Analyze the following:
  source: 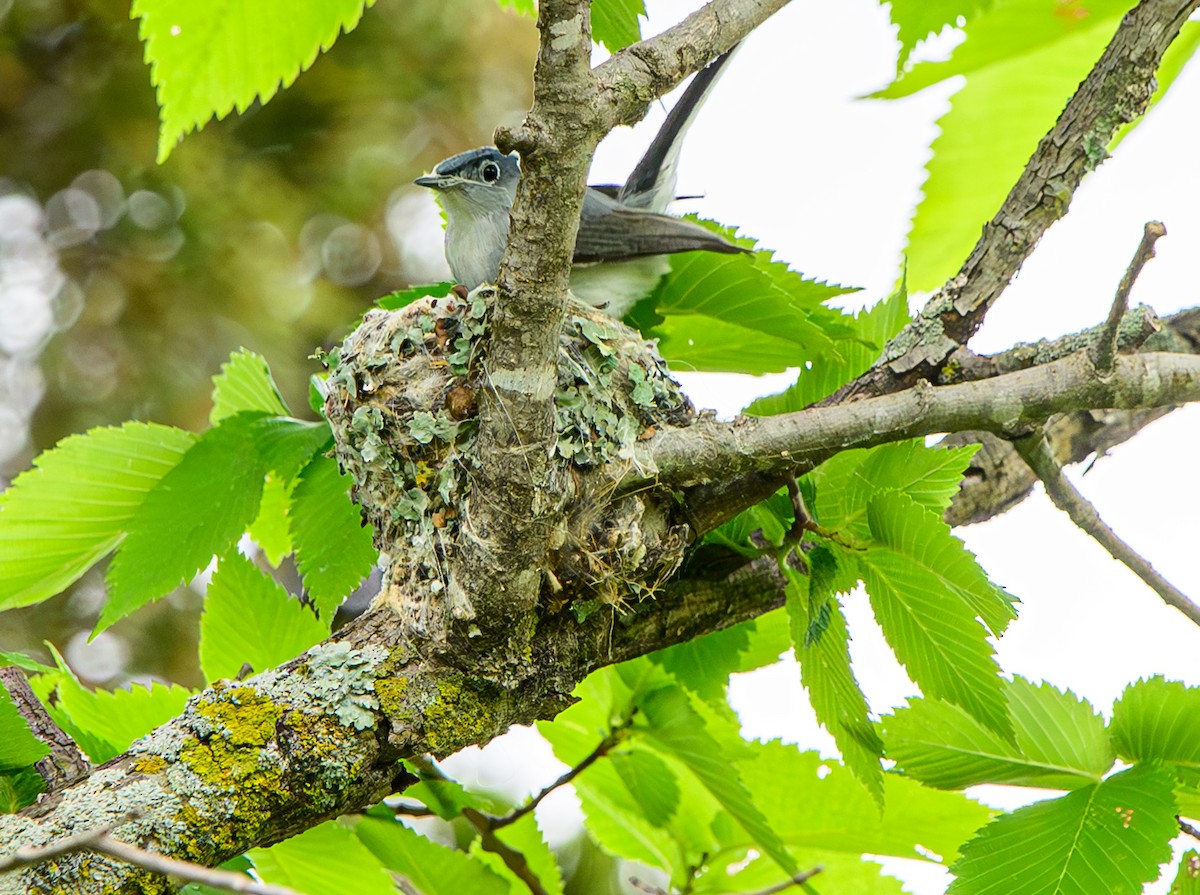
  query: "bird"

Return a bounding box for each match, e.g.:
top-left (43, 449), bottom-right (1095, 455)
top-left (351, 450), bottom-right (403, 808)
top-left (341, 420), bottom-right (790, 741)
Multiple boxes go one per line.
top-left (414, 46), bottom-right (748, 318)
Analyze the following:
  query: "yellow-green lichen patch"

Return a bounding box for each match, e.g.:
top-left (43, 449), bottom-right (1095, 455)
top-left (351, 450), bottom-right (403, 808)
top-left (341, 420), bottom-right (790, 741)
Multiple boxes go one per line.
top-left (192, 683), bottom-right (284, 747)
top-left (422, 674), bottom-right (503, 757)
top-left (374, 677), bottom-right (411, 722)
top-left (133, 754), bottom-right (167, 775)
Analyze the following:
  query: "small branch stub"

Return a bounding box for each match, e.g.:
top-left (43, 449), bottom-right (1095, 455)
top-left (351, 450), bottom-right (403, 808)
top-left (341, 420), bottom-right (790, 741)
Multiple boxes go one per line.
top-left (1092, 221), bottom-right (1166, 373)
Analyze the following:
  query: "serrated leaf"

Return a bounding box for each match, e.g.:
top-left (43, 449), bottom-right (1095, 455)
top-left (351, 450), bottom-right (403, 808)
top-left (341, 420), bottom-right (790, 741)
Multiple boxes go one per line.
top-left (611, 748), bottom-right (681, 827)
top-left (290, 454), bottom-right (376, 618)
top-left (947, 764), bottom-right (1177, 895)
top-left (0, 651), bottom-right (55, 675)
top-left (746, 285), bottom-right (909, 413)
top-left (886, 1), bottom-right (1132, 292)
top-left (785, 565), bottom-right (883, 805)
top-left (591, 0), bottom-right (644, 52)
top-left (49, 654), bottom-right (191, 763)
top-left (0, 423), bottom-right (196, 611)
top-left (251, 819), bottom-right (395, 895)
top-left (355, 815), bottom-right (511, 895)
top-left (0, 688), bottom-right (49, 771)
top-left (133, 0), bottom-right (377, 163)
top-left (248, 475), bottom-right (294, 566)
top-left (887, 0), bottom-right (995, 70)
top-left (210, 349), bottom-right (289, 425)
top-left (1110, 676), bottom-right (1200, 771)
top-left (101, 414), bottom-right (271, 631)
top-left (861, 491), bottom-right (1012, 738)
top-left (376, 282), bottom-right (459, 311)
top-left (250, 418), bottom-right (334, 480)
top-left (885, 677), bottom-right (1114, 790)
top-left (699, 847), bottom-right (908, 894)
top-left (641, 687), bottom-right (797, 875)
top-left (470, 812), bottom-right (566, 895)
top-left (640, 223), bottom-right (856, 375)
top-left (812, 440), bottom-right (981, 542)
top-left (1169, 850), bottom-right (1200, 894)
top-left (199, 552), bottom-right (329, 683)
top-left (738, 741), bottom-right (991, 864)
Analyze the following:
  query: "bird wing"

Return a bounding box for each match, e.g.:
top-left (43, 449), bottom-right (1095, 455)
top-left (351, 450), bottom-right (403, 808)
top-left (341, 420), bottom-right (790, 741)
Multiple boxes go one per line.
top-left (574, 195), bottom-right (748, 263)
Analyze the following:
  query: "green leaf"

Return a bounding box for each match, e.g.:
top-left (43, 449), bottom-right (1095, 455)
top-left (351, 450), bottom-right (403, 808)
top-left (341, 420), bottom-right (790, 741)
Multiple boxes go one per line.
top-left (471, 812), bottom-right (566, 895)
top-left (641, 687), bottom-right (797, 875)
top-left (611, 748), bottom-right (681, 827)
top-left (49, 657), bottom-right (191, 763)
top-left (0, 651), bottom-right (55, 675)
top-left (401, 767), bottom-right (500, 819)
top-left (746, 284), bottom-right (909, 413)
top-left (886, 1), bottom-right (1132, 291)
top-left (812, 440), bottom-right (982, 542)
top-left (1168, 850), bottom-right (1200, 895)
top-left (639, 223), bottom-right (858, 374)
top-left (210, 349), bottom-right (289, 425)
top-left (0, 688), bottom-right (49, 771)
top-left (101, 414), bottom-right (271, 631)
top-left (376, 282), bottom-right (459, 311)
top-left (251, 819), bottom-right (396, 895)
top-left (248, 475), bottom-right (294, 566)
top-left (785, 564), bottom-right (883, 805)
top-left (1110, 676), bottom-right (1200, 771)
top-left (886, 0), bottom-right (995, 70)
top-left (199, 552), bottom-right (329, 683)
top-left (860, 491), bottom-right (1012, 737)
top-left (290, 454), bottom-right (376, 618)
top-left (591, 0), bottom-right (644, 52)
top-left (947, 764), bottom-right (1178, 895)
top-left (738, 740), bottom-right (991, 864)
top-left (651, 610), bottom-right (789, 696)
top-left (355, 815), bottom-right (511, 895)
top-left (885, 677), bottom-right (1114, 790)
top-left (0, 423), bottom-right (196, 611)
top-left (0, 768), bottom-right (44, 814)
top-left (133, 0), bottom-right (377, 163)
top-left (494, 0), bottom-right (535, 17)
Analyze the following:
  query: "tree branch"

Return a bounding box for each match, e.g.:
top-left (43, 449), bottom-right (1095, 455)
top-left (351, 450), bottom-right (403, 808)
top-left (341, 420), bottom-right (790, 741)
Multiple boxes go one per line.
top-left (1092, 221), bottom-right (1166, 373)
top-left (0, 667), bottom-right (90, 792)
top-left (645, 352), bottom-right (1200, 504)
top-left (826, 0), bottom-right (1199, 403)
top-left (1012, 429), bottom-right (1200, 626)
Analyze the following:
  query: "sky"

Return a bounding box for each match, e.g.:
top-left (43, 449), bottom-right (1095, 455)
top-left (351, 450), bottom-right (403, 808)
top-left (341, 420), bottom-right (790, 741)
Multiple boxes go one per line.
top-left (418, 1), bottom-right (1200, 891)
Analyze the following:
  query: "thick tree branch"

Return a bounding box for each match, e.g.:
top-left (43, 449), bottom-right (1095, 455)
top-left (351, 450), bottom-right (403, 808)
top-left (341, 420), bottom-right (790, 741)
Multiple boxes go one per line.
top-left (644, 352), bottom-right (1200, 499)
top-left (0, 552), bottom-right (785, 894)
top-left (826, 0), bottom-right (1199, 403)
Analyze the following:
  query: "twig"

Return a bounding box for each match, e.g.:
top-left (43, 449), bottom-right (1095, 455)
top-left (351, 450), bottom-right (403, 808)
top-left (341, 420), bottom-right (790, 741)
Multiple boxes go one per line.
top-left (1092, 222), bottom-right (1166, 373)
top-left (491, 714), bottom-right (634, 830)
top-left (0, 665), bottom-right (91, 791)
top-left (743, 866), bottom-right (824, 895)
top-left (1013, 430), bottom-right (1200, 628)
top-left (1179, 817), bottom-right (1200, 842)
top-left (0, 819), bottom-right (300, 895)
top-left (463, 808), bottom-right (551, 895)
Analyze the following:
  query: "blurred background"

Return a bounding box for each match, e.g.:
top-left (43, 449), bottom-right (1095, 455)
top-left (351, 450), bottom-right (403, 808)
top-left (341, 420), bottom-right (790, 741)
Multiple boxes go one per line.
top-left (0, 0), bottom-right (535, 686)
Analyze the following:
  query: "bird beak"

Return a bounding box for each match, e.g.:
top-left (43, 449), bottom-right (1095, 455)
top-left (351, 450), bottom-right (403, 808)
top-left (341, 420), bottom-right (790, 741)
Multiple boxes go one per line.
top-left (414, 173), bottom-right (453, 191)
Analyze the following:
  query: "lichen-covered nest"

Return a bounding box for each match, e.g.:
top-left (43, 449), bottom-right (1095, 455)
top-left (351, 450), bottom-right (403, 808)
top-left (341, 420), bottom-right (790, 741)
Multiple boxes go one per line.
top-left (322, 287), bottom-right (695, 638)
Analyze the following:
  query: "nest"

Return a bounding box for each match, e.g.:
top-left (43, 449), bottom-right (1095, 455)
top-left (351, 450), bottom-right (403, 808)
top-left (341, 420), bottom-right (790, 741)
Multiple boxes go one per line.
top-left (322, 287), bottom-right (695, 639)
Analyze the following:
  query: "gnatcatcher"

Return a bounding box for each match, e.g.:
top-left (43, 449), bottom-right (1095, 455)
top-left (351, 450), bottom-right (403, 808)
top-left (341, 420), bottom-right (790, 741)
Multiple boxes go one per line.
top-left (414, 47), bottom-right (747, 317)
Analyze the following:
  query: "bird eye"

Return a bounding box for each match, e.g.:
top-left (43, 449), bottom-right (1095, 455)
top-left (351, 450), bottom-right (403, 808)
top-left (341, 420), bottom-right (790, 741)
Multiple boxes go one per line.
top-left (481, 162), bottom-right (501, 183)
